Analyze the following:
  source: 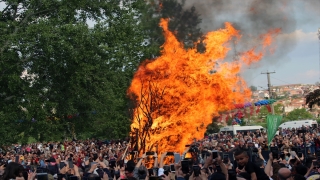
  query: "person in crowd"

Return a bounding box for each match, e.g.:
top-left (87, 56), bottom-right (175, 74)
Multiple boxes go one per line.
top-left (278, 167), bottom-right (293, 180)
top-left (2, 162), bottom-right (25, 180)
top-left (0, 125), bottom-right (320, 180)
top-left (234, 149), bottom-right (270, 180)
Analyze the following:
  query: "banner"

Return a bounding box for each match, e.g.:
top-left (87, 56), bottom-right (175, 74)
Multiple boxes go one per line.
top-left (267, 114), bottom-right (282, 146)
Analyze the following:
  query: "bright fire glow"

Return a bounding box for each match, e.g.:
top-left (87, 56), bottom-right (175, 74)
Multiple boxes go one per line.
top-left (128, 19), bottom-right (279, 153)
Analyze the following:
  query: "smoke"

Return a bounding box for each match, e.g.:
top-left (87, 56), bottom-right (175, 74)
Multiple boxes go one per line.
top-left (181, 0), bottom-right (320, 84)
top-left (184, 0), bottom-right (298, 65)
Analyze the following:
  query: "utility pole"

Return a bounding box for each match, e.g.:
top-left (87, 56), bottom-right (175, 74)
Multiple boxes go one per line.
top-left (318, 28), bottom-right (320, 82)
top-left (261, 71), bottom-right (276, 114)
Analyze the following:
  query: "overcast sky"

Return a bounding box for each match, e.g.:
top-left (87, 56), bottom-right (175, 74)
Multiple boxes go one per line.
top-left (183, 0), bottom-right (320, 88)
top-left (251, 7), bottom-right (319, 88)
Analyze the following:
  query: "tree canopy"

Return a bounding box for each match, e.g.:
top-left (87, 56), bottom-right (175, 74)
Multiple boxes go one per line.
top-left (0, 0), bottom-right (149, 144)
top-left (306, 89), bottom-right (320, 109)
top-left (139, 0), bottom-right (204, 59)
top-left (284, 108), bottom-right (313, 121)
top-left (258, 104), bottom-right (284, 118)
top-left (250, 85), bottom-right (257, 92)
top-left (0, 0), bottom-right (205, 145)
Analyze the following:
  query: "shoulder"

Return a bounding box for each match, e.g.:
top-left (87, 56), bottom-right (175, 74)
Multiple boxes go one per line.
top-left (247, 161), bottom-right (263, 173)
top-left (245, 161), bottom-right (256, 172)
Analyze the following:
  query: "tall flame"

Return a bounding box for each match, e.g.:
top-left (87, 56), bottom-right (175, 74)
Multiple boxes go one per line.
top-left (128, 19), bottom-right (279, 153)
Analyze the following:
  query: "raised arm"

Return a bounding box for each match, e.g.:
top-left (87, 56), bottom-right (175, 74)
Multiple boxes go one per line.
top-left (264, 153), bottom-right (273, 177)
top-left (217, 155), bottom-right (228, 180)
top-left (136, 153), bottom-right (146, 168)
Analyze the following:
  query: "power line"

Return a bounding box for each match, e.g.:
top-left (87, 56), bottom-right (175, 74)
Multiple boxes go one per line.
top-left (247, 74), bottom-right (262, 84)
top-left (270, 76), bottom-right (292, 85)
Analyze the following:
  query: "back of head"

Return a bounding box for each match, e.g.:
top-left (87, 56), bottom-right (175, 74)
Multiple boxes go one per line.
top-left (234, 149), bottom-right (247, 157)
top-left (88, 173), bottom-right (100, 180)
top-left (138, 166), bottom-right (147, 179)
top-left (209, 172), bottom-right (226, 180)
top-left (254, 158), bottom-right (264, 167)
top-left (125, 166), bottom-right (135, 173)
top-left (127, 160), bottom-right (136, 167)
top-left (93, 154), bottom-right (98, 161)
top-left (126, 160), bottom-right (136, 173)
top-left (289, 159), bottom-right (297, 165)
top-left (295, 164), bottom-right (308, 176)
top-left (293, 174), bottom-right (306, 180)
top-left (278, 168), bottom-right (292, 180)
top-left (2, 162), bottom-right (24, 180)
top-left (279, 163), bottom-right (286, 168)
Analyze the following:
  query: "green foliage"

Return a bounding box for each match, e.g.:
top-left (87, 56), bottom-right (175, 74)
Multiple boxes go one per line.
top-left (226, 118), bottom-right (233, 126)
top-left (283, 108), bottom-right (314, 121)
top-left (0, 0), bottom-right (148, 144)
top-left (240, 120), bottom-right (246, 126)
top-left (258, 104), bottom-right (284, 118)
top-left (139, 0), bottom-right (204, 59)
top-left (0, 0), bottom-right (205, 145)
top-left (306, 89), bottom-right (320, 109)
top-left (205, 122), bottom-right (220, 134)
top-left (250, 86), bottom-right (257, 92)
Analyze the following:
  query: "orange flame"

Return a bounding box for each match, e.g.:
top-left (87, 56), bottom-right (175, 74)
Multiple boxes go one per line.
top-left (163, 156), bottom-right (174, 165)
top-left (128, 18), bottom-right (278, 154)
top-left (240, 28), bottom-right (281, 65)
top-left (145, 155), bottom-right (155, 169)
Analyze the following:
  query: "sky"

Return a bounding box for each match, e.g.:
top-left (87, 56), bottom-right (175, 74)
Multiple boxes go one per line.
top-left (245, 18), bottom-right (319, 89)
top-left (183, 0), bottom-right (320, 89)
top-left (244, 29), bottom-right (318, 89)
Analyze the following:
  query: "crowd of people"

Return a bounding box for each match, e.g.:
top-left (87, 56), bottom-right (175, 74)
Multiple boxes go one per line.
top-left (1, 125), bottom-right (320, 180)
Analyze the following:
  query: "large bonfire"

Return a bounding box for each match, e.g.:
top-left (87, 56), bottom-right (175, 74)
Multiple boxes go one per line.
top-left (128, 18), bottom-right (279, 153)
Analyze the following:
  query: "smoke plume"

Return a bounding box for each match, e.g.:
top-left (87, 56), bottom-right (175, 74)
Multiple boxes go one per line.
top-left (185, 0), bottom-right (320, 73)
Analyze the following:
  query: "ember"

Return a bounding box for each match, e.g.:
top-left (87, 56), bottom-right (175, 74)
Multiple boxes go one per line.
top-left (128, 19), bottom-right (279, 154)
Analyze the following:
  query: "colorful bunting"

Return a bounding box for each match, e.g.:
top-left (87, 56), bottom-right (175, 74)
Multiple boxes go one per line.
top-left (234, 99), bottom-right (276, 109)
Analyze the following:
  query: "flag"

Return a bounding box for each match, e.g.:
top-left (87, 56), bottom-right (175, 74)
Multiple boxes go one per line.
top-left (267, 114), bottom-right (282, 146)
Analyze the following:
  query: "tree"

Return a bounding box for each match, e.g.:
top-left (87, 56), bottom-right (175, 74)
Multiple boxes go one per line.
top-left (306, 89), bottom-right (320, 109)
top-left (226, 117), bottom-right (233, 126)
top-left (139, 0), bottom-right (205, 60)
top-left (0, 0), bottom-right (149, 144)
top-left (205, 122), bottom-right (220, 134)
top-left (274, 104), bottom-right (285, 114)
top-left (0, 0), bottom-right (205, 144)
top-left (258, 104), bottom-right (284, 119)
top-left (250, 85), bottom-right (257, 92)
top-left (284, 108), bottom-right (313, 121)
